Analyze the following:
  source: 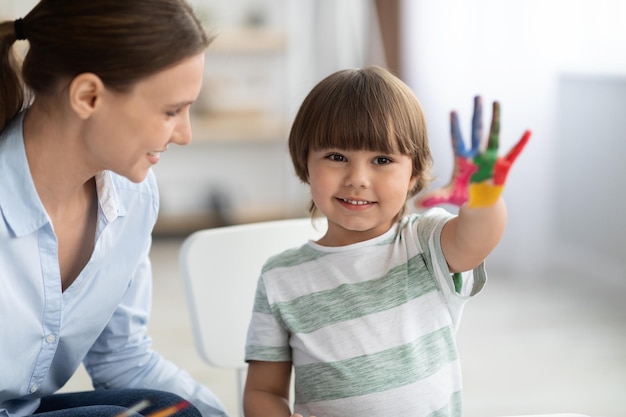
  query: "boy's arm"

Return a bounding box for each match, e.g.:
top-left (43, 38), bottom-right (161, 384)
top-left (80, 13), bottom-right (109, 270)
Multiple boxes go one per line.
top-left (244, 360), bottom-right (293, 417)
top-left (441, 197), bottom-right (507, 272)
top-left (416, 96), bottom-right (531, 272)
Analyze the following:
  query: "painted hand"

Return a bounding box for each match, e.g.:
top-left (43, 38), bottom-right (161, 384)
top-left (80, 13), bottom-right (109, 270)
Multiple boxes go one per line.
top-left (415, 96), bottom-right (531, 209)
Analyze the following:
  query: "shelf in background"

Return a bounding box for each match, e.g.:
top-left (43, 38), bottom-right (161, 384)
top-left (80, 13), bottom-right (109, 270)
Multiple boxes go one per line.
top-left (190, 112), bottom-right (288, 143)
top-left (209, 28), bottom-right (287, 54)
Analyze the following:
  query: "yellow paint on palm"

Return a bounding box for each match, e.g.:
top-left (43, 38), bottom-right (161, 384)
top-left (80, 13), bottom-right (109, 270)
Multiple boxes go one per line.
top-left (467, 182), bottom-right (504, 208)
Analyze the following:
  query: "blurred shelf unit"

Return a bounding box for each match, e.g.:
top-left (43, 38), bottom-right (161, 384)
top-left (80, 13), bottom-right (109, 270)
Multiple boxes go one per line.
top-left (208, 27), bottom-right (287, 54)
top-left (156, 0), bottom-right (380, 234)
top-left (191, 113), bottom-right (288, 143)
top-left (155, 17), bottom-right (299, 234)
top-left (190, 27), bottom-right (290, 144)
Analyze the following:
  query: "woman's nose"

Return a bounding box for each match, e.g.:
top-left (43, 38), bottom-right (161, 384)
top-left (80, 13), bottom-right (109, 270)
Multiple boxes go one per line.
top-left (170, 112), bottom-right (193, 146)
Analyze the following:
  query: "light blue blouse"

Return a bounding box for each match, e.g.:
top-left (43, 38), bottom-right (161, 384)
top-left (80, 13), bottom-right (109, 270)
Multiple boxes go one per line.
top-left (0, 113), bottom-right (227, 417)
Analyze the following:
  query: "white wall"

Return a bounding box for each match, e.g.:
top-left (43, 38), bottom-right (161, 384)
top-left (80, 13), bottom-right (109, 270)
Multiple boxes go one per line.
top-left (402, 0), bottom-right (626, 277)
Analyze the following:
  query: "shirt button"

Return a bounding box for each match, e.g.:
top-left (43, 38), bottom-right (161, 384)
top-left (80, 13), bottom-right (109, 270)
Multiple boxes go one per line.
top-left (30, 385), bottom-right (39, 394)
top-left (45, 334), bottom-right (56, 343)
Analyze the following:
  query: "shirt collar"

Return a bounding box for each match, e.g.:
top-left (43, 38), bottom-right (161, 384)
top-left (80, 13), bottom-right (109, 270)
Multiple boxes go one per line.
top-left (96, 170), bottom-right (126, 222)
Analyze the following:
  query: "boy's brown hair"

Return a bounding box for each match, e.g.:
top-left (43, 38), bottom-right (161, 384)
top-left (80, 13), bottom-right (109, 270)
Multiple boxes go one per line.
top-left (288, 66), bottom-right (433, 216)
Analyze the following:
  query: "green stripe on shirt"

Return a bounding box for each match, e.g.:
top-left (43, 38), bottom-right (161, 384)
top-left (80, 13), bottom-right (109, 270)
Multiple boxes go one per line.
top-left (271, 255), bottom-right (438, 334)
top-left (294, 326), bottom-right (458, 404)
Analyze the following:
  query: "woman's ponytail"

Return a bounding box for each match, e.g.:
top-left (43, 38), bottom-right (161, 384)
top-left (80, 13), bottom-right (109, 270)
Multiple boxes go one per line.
top-left (0, 20), bottom-right (28, 132)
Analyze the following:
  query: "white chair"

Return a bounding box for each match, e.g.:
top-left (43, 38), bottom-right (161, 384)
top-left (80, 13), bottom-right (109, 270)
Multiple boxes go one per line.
top-left (179, 217), bottom-right (327, 416)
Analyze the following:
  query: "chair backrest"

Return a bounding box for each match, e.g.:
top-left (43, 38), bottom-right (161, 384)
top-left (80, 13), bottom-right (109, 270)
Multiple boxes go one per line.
top-left (179, 217), bottom-right (327, 371)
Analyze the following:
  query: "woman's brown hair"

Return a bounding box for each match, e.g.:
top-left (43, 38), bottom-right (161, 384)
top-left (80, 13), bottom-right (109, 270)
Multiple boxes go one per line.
top-left (0, 0), bottom-right (213, 131)
top-left (288, 66), bottom-right (433, 216)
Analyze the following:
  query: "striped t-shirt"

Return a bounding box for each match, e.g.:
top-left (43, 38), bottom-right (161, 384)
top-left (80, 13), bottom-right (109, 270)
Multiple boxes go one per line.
top-left (245, 208), bottom-right (486, 417)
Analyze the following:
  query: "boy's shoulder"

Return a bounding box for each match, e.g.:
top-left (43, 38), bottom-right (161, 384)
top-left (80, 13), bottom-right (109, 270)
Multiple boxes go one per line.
top-left (262, 242), bottom-right (321, 273)
top-left (401, 208), bottom-right (455, 236)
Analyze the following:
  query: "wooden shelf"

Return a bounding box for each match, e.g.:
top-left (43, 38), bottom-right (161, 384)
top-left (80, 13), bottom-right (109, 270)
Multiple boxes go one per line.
top-left (209, 28), bottom-right (287, 54)
top-left (190, 112), bottom-right (288, 143)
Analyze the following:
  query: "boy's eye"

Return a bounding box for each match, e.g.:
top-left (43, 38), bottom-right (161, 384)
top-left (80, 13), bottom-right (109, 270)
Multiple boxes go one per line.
top-left (373, 156), bottom-right (392, 165)
top-left (327, 153), bottom-right (346, 162)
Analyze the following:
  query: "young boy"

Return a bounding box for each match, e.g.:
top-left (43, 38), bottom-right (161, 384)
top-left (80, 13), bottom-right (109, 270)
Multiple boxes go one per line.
top-left (243, 66), bottom-right (530, 417)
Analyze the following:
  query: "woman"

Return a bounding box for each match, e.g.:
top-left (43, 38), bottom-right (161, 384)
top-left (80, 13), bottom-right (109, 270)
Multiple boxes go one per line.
top-left (0, 1), bottom-right (227, 416)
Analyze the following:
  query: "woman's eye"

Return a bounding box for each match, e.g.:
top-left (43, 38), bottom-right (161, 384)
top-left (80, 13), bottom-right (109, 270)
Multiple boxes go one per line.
top-left (166, 109), bottom-right (181, 117)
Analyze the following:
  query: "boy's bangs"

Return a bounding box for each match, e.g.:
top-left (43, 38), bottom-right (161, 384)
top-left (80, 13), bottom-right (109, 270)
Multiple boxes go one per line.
top-left (309, 95), bottom-right (396, 154)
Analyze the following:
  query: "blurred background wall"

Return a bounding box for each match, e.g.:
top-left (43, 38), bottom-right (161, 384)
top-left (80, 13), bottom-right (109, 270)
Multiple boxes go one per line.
top-left (402, 0), bottom-right (626, 281)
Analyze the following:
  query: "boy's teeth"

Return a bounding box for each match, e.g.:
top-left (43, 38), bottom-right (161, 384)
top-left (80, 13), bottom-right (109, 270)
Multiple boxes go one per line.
top-left (342, 198), bottom-right (370, 205)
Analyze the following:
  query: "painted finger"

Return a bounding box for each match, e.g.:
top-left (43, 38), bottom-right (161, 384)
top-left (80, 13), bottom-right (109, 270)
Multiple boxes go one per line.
top-left (450, 111), bottom-right (469, 158)
top-left (486, 101), bottom-right (501, 153)
top-left (416, 186), bottom-right (468, 208)
top-left (416, 158), bottom-right (476, 208)
top-left (493, 130), bottom-right (531, 185)
top-left (503, 130), bottom-right (531, 164)
top-left (471, 95), bottom-right (483, 156)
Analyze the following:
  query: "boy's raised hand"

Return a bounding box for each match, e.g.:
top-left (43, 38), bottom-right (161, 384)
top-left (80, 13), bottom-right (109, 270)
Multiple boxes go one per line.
top-left (415, 96), bottom-right (531, 209)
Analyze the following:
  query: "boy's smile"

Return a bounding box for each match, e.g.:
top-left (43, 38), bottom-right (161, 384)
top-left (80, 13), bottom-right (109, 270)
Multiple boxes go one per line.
top-left (337, 197), bottom-right (375, 209)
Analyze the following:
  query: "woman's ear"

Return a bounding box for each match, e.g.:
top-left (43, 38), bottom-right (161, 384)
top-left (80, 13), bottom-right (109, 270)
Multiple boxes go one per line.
top-left (68, 73), bottom-right (105, 119)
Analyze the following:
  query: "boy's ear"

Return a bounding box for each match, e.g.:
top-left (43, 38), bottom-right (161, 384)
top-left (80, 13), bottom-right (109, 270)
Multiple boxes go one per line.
top-left (409, 174), bottom-right (419, 193)
top-left (68, 73), bottom-right (106, 119)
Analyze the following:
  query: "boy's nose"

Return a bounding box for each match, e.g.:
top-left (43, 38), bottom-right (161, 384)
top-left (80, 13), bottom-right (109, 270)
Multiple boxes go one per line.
top-left (344, 164), bottom-right (370, 188)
